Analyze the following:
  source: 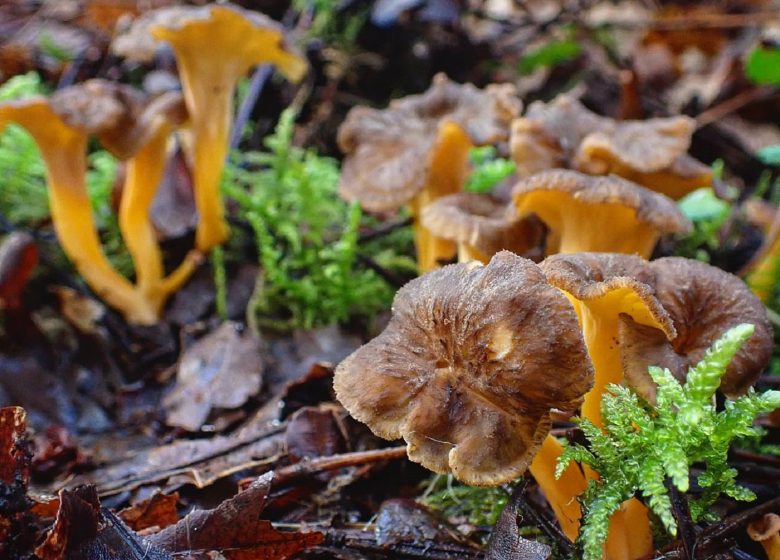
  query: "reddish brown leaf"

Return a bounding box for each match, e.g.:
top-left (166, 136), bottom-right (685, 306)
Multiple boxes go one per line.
top-left (285, 404), bottom-right (349, 463)
top-left (36, 485), bottom-right (170, 560)
top-left (148, 472), bottom-right (324, 559)
top-left (0, 232), bottom-right (37, 311)
top-left (118, 491), bottom-right (179, 532)
top-left (0, 406), bottom-right (34, 557)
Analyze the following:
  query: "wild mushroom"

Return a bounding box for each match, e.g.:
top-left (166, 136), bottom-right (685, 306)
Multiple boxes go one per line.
top-left (617, 257), bottom-right (773, 400)
top-left (0, 98), bottom-right (158, 323)
top-left (420, 192), bottom-right (544, 264)
top-left (510, 94), bottom-right (711, 200)
top-left (512, 170), bottom-right (691, 258)
top-left (338, 73), bottom-right (521, 272)
top-left (540, 252), bottom-right (677, 427)
top-left (748, 513), bottom-right (780, 560)
top-left (50, 80), bottom-right (199, 308)
top-left (334, 251), bottom-right (593, 486)
top-left (116, 4), bottom-right (307, 251)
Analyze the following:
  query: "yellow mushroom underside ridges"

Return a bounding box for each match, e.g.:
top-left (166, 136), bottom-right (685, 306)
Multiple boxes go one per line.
top-left (410, 121), bottom-right (472, 272)
top-left (151, 5), bottom-right (306, 252)
top-left (515, 190), bottom-right (662, 257)
top-left (0, 100), bottom-right (158, 324)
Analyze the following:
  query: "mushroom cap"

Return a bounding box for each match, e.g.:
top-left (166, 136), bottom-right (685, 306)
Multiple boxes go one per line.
top-left (574, 115), bottom-right (695, 175)
top-left (420, 192), bottom-right (544, 258)
top-left (49, 80), bottom-right (187, 160)
top-left (337, 74), bottom-right (521, 212)
top-left (620, 257), bottom-right (773, 398)
top-left (512, 169), bottom-right (692, 235)
top-left (540, 252), bottom-right (676, 336)
top-left (510, 94), bottom-right (709, 197)
top-left (334, 251), bottom-right (593, 486)
top-left (112, 4), bottom-right (304, 75)
top-left (748, 513), bottom-right (780, 543)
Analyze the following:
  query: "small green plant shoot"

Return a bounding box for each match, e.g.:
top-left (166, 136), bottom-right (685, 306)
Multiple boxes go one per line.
top-left (557, 323), bottom-right (780, 560)
top-left (223, 109), bottom-right (395, 330)
top-left (465, 146), bottom-right (516, 194)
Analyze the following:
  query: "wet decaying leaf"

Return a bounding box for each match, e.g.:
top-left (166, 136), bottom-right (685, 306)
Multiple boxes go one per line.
top-left (68, 402), bottom-right (285, 495)
top-left (35, 485), bottom-right (170, 560)
top-left (117, 491), bottom-right (179, 533)
top-left (285, 404), bottom-right (350, 463)
top-left (0, 232), bottom-right (37, 310)
top-left (485, 485), bottom-right (552, 560)
top-left (148, 472), bottom-right (324, 559)
top-left (374, 499), bottom-right (468, 548)
top-left (164, 321), bottom-right (264, 432)
top-left (0, 406), bottom-right (35, 558)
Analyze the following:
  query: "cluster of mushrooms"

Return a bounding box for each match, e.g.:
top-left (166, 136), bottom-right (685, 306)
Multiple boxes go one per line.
top-left (0, 4), bottom-right (306, 324)
top-left (334, 78), bottom-right (774, 559)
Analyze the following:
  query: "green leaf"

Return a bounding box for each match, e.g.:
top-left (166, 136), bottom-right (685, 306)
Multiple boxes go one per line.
top-left (746, 46), bottom-right (780, 85)
top-left (758, 144), bottom-right (780, 166)
top-left (519, 39), bottom-right (582, 75)
top-left (677, 188), bottom-right (730, 223)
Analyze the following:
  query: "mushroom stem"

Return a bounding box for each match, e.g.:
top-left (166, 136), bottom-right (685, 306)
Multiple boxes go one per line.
top-left (119, 121), bottom-right (199, 314)
top-left (410, 121), bottom-right (471, 272)
top-left (151, 6), bottom-right (307, 252)
top-left (528, 435), bottom-right (586, 541)
top-left (457, 243), bottom-right (490, 264)
top-left (748, 513), bottom-right (780, 560)
top-left (0, 99), bottom-right (158, 324)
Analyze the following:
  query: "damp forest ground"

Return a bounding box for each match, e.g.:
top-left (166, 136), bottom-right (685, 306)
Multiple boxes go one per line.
top-left (1, 1), bottom-right (780, 560)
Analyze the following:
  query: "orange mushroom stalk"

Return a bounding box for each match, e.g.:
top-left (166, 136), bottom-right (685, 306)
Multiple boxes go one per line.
top-left (338, 74), bottom-right (521, 272)
top-left (513, 170), bottom-right (691, 258)
top-left (0, 99), bottom-right (158, 323)
top-left (148, 4), bottom-right (307, 251)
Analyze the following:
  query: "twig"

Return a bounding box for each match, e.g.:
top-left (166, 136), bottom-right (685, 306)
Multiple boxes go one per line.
top-left (229, 65), bottom-right (272, 150)
top-left (273, 446), bottom-right (408, 486)
top-left (665, 479), bottom-right (698, 559)
top-left (357, 253), bottom-right (409, 288)
top-left (358, 217), bottom-right (413, 244)
top-left (696, 87), bottom-right (780, 129)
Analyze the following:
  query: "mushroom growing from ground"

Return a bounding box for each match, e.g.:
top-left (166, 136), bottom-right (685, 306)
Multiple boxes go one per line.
top-left (512, 170), bottom-right (691, 257)
top-left (334, 251), bottom-right (593, 486)
top-left (420, 192), bottom-right (544, 264)
top-left (115, 4), bottom-right (308, 251)
top-left (0, 98), bottom-right (159, 323)
top-left (510, 94), bottom-right (712, 200)
top-left (617, 256), bottom-right (773, 400)
top-left (748, 513), bottom-right (780, 560)
top-left (338, 73), bottom-right (521, 272)
top-left (50, 80), bottom-right (199, 312)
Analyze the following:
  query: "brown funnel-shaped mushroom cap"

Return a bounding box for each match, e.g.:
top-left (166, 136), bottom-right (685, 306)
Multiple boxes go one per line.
top-left (619, 257), bottom-right (772, 399)
top-left (420, 192), bottom-right (544, 263)
top-left (334, 251), bottom-right (593, 486)
top-left (338, 73), bottom-right (521, 213)
top-left (541, 252), bottom-right (676, 426)
top-left (510, 94), bottom-right (711, 199)
top-left (49, 80), bottom-right (187, 160)
top-left (513, 170), bottom-right (691, 258)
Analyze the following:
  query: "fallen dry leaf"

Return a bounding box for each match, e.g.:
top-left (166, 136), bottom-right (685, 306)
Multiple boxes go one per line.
top-left (0, 406), bottom-right (35, 557)
top-left (164, 321), bottom-right (263, 431)
top-left (148, 472), bottom-right (324, 559)
top-left (0, 232), bottom-right (37, 311)
top-left (485, 485), bottom-right (551, 560)
top-left (118, 491), bottom-right (179, 533)
top-left (36, 485), bottom-right (171, 560)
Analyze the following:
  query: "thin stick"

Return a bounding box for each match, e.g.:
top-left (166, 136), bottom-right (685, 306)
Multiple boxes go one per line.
top-left (273, 446), bottom-right (408, 486)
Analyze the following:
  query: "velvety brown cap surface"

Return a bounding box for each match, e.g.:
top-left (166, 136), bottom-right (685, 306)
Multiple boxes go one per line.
top-left (49, 81), bottom-right (186, 160)
top-left (512, 170), bottom-right (692, 234)
top-left (337, 74), bottom-right (521, 212)
top-left (511, 94), bottom-right (701, 181)
top-left (420, 192), bottom-right (544, 256)
top-left (333, 252), bottom-right (593, 486)
top-left (621, 257), bottom-right (772, 397)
